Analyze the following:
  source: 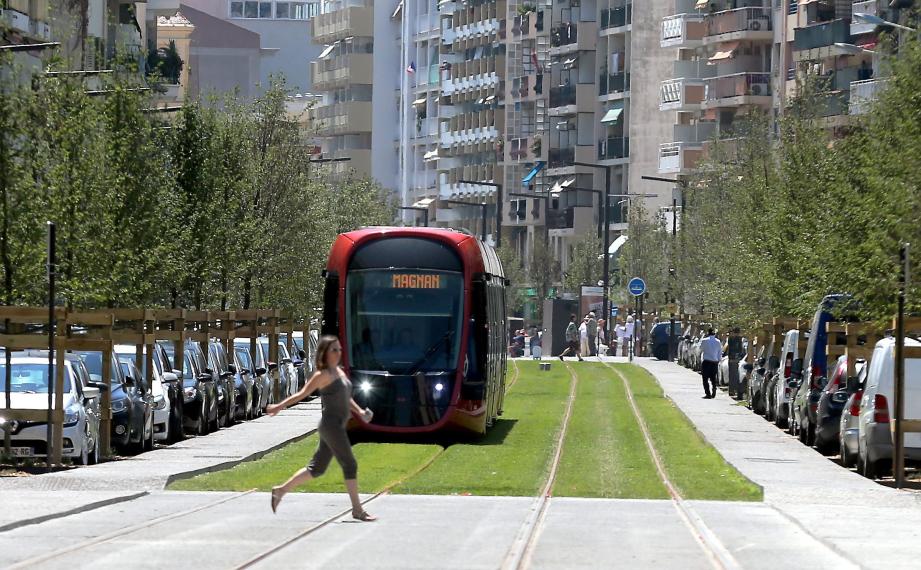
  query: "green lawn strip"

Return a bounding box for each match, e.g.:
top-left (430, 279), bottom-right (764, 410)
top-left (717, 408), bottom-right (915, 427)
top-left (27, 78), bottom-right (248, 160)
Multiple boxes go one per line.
top-left (554, 363), bottom-right (669, 499)
top-left (393, 360), bottom-right (570, 496)
top-left (618, 364), bottom-right (763, 502)
top-left (168, 438), bottom-right (442, 493)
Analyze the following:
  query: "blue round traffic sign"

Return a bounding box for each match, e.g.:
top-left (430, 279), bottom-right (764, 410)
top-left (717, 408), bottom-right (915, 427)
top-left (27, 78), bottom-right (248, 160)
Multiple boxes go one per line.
top-left (628, 277), bottom-right (646, 297)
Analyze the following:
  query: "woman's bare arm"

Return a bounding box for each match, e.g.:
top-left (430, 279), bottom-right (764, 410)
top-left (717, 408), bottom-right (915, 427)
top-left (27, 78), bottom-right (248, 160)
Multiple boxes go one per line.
top-left (268, 370), bottom-right (327, 416)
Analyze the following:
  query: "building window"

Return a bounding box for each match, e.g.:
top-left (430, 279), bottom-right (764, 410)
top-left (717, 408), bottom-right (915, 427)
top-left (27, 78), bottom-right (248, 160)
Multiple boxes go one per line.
top-left (275, 1), bottom-right (318, 18)
top-left (230, 0), bottom-right (273, 18)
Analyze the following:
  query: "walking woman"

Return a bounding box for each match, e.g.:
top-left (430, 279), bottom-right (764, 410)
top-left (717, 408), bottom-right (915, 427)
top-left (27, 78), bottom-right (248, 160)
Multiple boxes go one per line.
top-left (266, 335), bottom-right (377, 521)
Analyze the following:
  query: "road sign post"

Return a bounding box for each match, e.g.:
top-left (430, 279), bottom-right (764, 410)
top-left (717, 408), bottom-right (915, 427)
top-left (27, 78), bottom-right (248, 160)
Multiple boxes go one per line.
top-left (628, 277), bottom-right (646, 297)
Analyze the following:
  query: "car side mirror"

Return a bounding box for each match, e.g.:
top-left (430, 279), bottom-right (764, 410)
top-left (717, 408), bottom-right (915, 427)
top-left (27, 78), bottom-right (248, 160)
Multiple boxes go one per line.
top-left (228, 364), bottom-right (237, 374)
top-left (83, 386), bottom-right (100, 401)
top-left (281, 357), bottom-right (293, 365)
top-left (298, 349), bottom-right (307, 360)
top-left (87, 381), bottom-right (108, 391)
top-left (197, 373), bottom-right (213, 383)
top-left (124, 375), bottom-right (135, 388)
top-left (743, 363), bottom-right (754, 372)
top-left (255, 367), bottom-right (267, 375)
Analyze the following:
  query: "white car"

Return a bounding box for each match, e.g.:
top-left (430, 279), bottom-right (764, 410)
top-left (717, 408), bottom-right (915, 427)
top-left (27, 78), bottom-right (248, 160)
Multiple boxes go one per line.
top-left (771, 329), bottom-right (800, 428)
top-left (0, 354), bottom-right (101, 465)
top-left (857, 337), bottom-right (921, 479)
top-left (114, 345), bottom-right (171, 442)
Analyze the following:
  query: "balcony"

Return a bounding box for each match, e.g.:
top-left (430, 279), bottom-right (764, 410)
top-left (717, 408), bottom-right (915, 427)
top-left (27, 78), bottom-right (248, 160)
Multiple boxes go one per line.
top-left (673, 122), bottom-right (717, 144)
top-left (599, 72), bottom-right (630, 96)
top-left (440, 110), bottom-right (502, 147)
top-left (441, 57), bottom-right (504, 96)
top-left (548, 147), bottom-right (575, 169)
top-left (549, 83), bottom-right (594, 113)
top-left (549, 21), bottom-right (597, 54)
top-left (702, 72), bottom-right (772, 107)
top-left (311, 5), bottom-right (373, 44)
top-left (309, 101), bottom-right (373, 136)
top-left (658, 142), bottom-right (704, 174)
top-left (597, 137), bottom-right (629, 161)
top-left (849, 77), bottom-right (887, 115)
top-left (659, 78), bottom-right (705, 111)
top-left (704, 7), bottom-right (772, 43)
top-left (547, 207), bottom-right (575, 231)
top-left (600, 3), bottom-right (632, 31)
top-left (310, 53), bottom-right (373, 91)
top-left (851, 0), bottom-right (882, 36)
top-left (817, 91), bottom-right (850, 118)
top-left (511, 9), bottom-right (544, 36)
top-left (793, 19), bottom-right (851, 59)
top-left (661, 13), bottom-right (706, 48)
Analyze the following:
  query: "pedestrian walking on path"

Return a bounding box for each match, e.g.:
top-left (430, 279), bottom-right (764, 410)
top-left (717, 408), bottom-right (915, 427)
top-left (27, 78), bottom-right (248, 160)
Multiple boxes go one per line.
top-left (559, 314), bottom-right (583, 361)
top-left (579, 317), bottom-right (590, 357)
top-left (530, 330), bottom-right (542, 360)
top-left (586, 312), bottom-right (597, 356)
top-left (266, 335), bottom-right (377, 521)
top-left (700, 328), bottom-right (722, 399)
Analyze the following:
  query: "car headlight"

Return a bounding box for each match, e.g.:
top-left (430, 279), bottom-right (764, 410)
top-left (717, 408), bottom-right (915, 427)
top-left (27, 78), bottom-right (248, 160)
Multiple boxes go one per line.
top-left (183, 387), bottom-right (197, 400)
top-left (64, 405), bottom-right (81, 427)
top-left (112, 398), bottom-right (128, 413)
top-left (154, 396), bottom-right (168, 411)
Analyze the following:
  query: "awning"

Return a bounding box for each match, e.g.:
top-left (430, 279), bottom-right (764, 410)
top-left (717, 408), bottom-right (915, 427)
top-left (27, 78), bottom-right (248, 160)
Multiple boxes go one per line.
top-left (318, 43), bottom-right (337, 59)
top-left (412, 197), bottom-right (435, 207)
top-left (484, 94), bottom-right (496, 103)
top-left (413, 97), bottom-right (427, 106)
top-left (522, 161), bottom-right (546, 185)
top-left (562, 57), bottom-right (576, 69)
top-left (423, 149), bottom-right (439, 161)
top-left (694, 0), bottom-right (708, 8)
top-left (551, 178), bottom-right (575, 192)
top-left (708, 41), bottom-right (740, 63)
top-left (391, 0), bottom-right (403, 19)
top-left (600, 101), bottom-right (624, 124)
top-left (608, 234), bottom-right (628, 255)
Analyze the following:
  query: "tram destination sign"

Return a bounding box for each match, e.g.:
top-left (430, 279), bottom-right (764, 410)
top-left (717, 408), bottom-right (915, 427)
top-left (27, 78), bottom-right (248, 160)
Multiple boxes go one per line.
top-left (391, 273), bottom-right (444, 289)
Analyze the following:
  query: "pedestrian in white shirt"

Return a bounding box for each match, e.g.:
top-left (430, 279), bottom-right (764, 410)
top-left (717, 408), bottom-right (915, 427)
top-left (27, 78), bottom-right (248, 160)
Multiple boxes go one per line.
top-left (700, 329), bottom-right (722, 399)
top-left (615, 320), bottom-right (627, 356)
top-left (579, 317), bottom-right (590, 357)
top-left (625, 316), bottom-right (635, 357)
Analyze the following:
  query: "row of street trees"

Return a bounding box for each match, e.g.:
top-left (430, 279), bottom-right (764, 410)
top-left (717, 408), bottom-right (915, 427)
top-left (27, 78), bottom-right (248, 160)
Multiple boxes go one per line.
top-left (0, 57), bottom-right (393, 320)
top-left (621, 37), bottom-right (921, 327)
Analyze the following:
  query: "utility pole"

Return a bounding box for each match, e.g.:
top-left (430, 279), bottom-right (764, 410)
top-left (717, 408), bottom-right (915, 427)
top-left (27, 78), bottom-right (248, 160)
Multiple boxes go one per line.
top-left (894, 242), bottom-right (909, 488)
top-left (459, 180), bottom-right (503, 247)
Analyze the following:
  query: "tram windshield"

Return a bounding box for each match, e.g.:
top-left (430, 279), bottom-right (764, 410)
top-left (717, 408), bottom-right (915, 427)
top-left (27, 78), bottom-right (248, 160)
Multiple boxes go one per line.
top-left (346, 270), bottom-right (464, 374)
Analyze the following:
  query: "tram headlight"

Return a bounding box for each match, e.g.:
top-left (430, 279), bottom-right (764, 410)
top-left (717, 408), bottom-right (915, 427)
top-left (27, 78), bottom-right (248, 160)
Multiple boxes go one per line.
top-left (434, 383), bottom-right (444, 392)
top-left (360, 381), bottom-right (372, 394)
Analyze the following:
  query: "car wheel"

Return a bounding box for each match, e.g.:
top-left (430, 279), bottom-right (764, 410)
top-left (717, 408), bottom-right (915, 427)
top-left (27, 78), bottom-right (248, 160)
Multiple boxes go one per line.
top-left (77, 439), bottom-right (90, 466)
top-left (861, 455), bottom-right (878, 479)
top-left (797, 417), bottom-right (808, 442)
top-left (806, 423), bottom-right (816, 447)
top-left (197, 400), bottom-right (208, 435)
top-left (144, 416), bottom-right (154, 452)
top-left (170, 404), bottom-right (184, 443)
top-left (840, 440), bottom-right (854, 467)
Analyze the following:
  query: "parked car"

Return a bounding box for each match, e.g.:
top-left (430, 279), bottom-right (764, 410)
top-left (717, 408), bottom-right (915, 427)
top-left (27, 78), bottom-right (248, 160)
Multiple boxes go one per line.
top-left (857, 336), bottom-right (921, 479)
top-left (689, 333), bottom-right (705, 371)
top-left (814, 355), bottom-right (865, 455)
top-left (117, 359), bottom-right (155, 452)
top-left (718, 337), bottom-right (749, 397)
top-left (207, 341), bottom-right (237, 427)
top-left (158, 341), bottom-right (219, 435)
top-left (840, 364), bottom-right (869, 468)
top-left (747, 342), bottom-right (779, 416)
top-left (790, 294), bottom-right (856, 445)
top-left (234, 338), bottom-right (272, 412)
top-left (769, 329), bottom-right (801, 428)
top-left (256, 337), bottom-right (292, 399)
top-left (114, 345), bottom-right (171, 443)
top-left (233, 343), bottom-right (264, 419)
top-left (73, 350), bottom-right (153, 453)
top-left (151, 342), bottom-right (185, 441)
top-left (0, 353), bottom-right (101, 465)
top-left (230, 347), bottom-right (255, 421)
top-left (649, 322), bottom-right (682, 360)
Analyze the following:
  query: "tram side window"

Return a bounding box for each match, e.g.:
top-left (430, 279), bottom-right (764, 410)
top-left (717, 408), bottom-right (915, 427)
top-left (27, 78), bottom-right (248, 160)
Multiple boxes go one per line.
top-left (322, 272), bottom-right (339, 336)
top-left (466, 280), bottom-right (489, 396)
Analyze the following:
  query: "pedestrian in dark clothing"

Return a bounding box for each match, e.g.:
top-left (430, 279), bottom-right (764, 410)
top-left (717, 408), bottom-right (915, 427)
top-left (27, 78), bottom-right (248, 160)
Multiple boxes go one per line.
top-left (700, 328), bottom-right (722, 399)
top-left (268, 335), bottom-right (377, 521)
top-left (586, 312), bottom-right (597, 356)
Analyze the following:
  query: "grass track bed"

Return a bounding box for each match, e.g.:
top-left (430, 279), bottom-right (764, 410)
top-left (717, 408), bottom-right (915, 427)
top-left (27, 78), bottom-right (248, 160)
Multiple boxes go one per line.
top-left (554, 363), bottom-right (668, 499)
top-left (393, 361), bottom-right (571, 496)
top-left (618, 364), bottom-right (763, 502)
top-left (168, 438), bottom-right (442, 494)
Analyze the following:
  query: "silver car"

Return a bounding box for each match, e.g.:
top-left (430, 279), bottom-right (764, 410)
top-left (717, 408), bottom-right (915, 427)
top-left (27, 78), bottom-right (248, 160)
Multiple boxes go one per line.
top-left (839, 363), bottom-right (868, 468)
top-left (0, 354), bottom-right (101, 465)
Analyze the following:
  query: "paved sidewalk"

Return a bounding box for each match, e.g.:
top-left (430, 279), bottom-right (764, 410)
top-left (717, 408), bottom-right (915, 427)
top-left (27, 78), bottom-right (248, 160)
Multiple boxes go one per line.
top-left (633, 357), bottom-right (921, 568)
top-left (0, 401), bottom-right (320, 530)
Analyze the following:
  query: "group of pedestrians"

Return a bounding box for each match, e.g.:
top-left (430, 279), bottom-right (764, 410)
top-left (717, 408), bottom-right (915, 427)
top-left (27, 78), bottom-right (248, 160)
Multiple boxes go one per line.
top-left (559, 312), bottom-right (603, 360)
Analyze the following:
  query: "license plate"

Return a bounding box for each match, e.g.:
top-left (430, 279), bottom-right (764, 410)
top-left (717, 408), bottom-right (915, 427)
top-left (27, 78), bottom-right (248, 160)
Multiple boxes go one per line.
top-left (10, 447), bottom-right (33, 457)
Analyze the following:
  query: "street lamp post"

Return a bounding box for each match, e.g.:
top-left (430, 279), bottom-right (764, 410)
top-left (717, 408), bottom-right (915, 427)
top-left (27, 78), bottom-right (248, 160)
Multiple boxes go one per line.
top-left (458, 179), bottom-right (503, 248)
top-left (509, 191), bottom-right (550, 242)
top-left (397, 206), bottom-right (429, 227)
top-left (573, 161), bottom-right (614, 343)
top-left (444, 199), bottom-right (488, 242)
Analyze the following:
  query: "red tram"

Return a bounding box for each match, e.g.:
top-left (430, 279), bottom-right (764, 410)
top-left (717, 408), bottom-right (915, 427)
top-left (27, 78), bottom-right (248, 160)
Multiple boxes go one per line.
top-left (321, 227), bottom-right (508, 435)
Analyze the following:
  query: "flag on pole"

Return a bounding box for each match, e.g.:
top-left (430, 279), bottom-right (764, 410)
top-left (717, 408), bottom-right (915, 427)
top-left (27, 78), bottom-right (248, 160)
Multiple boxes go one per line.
top-left (406, 61), bottom-right (416, 74)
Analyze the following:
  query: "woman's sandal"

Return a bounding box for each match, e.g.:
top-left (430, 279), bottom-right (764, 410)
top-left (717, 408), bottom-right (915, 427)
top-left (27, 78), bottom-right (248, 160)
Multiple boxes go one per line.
top-left (352, 508), bottom-right (377, 522)
top-left (271, 487), bottom-right (283, 514)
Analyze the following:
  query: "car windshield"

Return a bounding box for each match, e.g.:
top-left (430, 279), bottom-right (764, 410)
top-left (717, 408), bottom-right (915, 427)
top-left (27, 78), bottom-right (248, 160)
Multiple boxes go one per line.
top-left (73, 351), bottom-right (119, 385)
top-left (0, 363), bottom-right (72, 393)
top-left (345, 269), bottom-right (464, 374)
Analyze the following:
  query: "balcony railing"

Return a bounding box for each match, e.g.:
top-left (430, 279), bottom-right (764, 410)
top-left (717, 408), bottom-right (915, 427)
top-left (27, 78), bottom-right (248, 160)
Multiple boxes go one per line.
top-left (599, 72), bottom-right (630, 96)
top-left (793, 18), bottom-right (849, 51)
top-left (661, 13), bottom-right (706, 47)
top-left (600, 3), bottom-right (632, 29)
top-left (548, 147), bottom-right (575, 168)
top-left (704, 72), bottom-right (771, 101)
top-left (550, 23), bottom-right (577, 47)
top-left (547, 207), bottom-right (575, 230)
top-left (849, 77), bottom-right (887, 115)
top-left (706, 7), bottom-right (772, 37)
top-left (597, 137), bottom-right (629, 160)
top-left (549, 84), bottom-right (576, 107)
